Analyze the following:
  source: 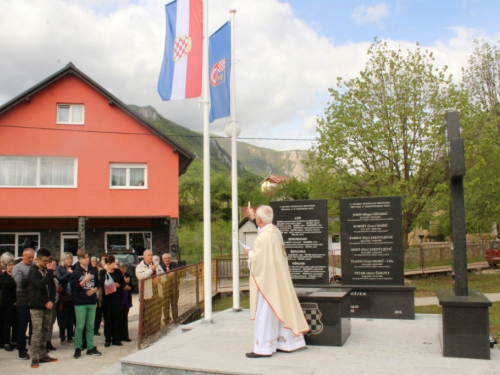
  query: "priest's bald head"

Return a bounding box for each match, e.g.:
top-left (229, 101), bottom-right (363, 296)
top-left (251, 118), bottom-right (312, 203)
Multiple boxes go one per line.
top-left (255, 205), bottom-right (273, 227)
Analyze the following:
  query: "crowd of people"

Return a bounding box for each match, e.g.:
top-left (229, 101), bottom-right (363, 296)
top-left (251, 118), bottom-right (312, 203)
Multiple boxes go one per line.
top-left (0, 247), bottom-right (178, 369)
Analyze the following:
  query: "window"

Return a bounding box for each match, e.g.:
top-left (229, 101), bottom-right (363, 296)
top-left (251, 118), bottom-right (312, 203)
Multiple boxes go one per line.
top-left (110, 163), bottom-right (147, 189)
top-left (61, 233), bottom-right (79, 262)
top-left (0, 156), bottom-right (77, 187)
top-left (57, 104), bottom-right (84, 124)
top-left (105, 232), bottom-right (151, 254)
top-left (0, 233), bottom-right (40, 257)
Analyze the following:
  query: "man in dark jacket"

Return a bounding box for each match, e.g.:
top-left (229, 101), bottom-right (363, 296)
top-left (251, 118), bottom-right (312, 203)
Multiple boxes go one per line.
top-left (12, 248), bottom-right (34, 360)
top-left (28, 248), bottom-right (57, 368)
top-left (69, 249), bottom-right (101, 359)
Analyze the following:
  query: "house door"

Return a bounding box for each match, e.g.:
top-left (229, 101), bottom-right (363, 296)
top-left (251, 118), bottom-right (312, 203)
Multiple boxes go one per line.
top-left (61, 233), bottom-right (78, 263)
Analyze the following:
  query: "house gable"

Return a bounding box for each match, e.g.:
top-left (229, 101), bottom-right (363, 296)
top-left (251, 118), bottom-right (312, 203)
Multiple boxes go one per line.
top-left (0, 62), bottom-right (193, 175)
top-left (0, 63), bottom-right (194, 219)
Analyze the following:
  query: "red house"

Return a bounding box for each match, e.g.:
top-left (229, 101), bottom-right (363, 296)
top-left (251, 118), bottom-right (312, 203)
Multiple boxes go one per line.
top-left (0, 63), bottom-right (193, 260)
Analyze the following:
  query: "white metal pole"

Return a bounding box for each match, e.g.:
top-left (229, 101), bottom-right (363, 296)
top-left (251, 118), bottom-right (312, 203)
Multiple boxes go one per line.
top-left (202, 0), bottom-right (212, 323)
top-left (229, 10), bottom-right (241, 312)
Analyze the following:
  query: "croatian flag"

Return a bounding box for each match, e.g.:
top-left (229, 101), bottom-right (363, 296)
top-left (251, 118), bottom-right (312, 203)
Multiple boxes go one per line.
top-left (209, 22), bottom-right (231, 123)
top-left (158, 0), bottom-right (203, 101)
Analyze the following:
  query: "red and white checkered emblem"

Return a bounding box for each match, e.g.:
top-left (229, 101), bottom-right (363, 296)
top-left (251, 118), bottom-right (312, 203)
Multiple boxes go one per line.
top-left (173, 36), bottom-right (192, 62)
top-left (210, 59), bottom-right (226, 86)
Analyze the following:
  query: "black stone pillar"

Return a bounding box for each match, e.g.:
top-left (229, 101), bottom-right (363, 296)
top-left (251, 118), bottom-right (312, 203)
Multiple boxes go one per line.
top-left (437, 111), bottom-right (492, 360)
top-left (446, 112), bottom-right (468, 296)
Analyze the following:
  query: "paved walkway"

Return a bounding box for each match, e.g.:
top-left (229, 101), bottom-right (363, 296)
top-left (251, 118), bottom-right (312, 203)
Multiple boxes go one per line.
top-left (415, 292), bottom-right (500, 306)
top-left (1, 293), bottom-right (498, 375)
top-left (0, 294), bottom-right (141, 375)
top-left (118, 309), bottom-right (500, 375)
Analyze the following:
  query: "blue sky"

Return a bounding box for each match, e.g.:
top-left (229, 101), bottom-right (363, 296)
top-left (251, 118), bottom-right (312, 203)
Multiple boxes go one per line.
top-left (285, 0), bottom-right (500, 45)
top-left (1, 0), bottom-right (500, 151)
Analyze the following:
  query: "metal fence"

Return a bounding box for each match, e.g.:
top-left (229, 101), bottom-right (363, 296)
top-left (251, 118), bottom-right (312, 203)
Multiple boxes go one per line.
top-left (403, 242), bottom-right (488, 275)
top-left (216, 255), bottom-right (250, 290)
top-left (138, 259), bottom-right (217, 349)
top-left (328, 242), bottom-right (489, 279)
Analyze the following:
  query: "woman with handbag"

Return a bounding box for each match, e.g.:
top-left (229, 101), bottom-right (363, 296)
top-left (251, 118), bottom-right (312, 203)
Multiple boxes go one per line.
top-left (99, 255), bottom-right (125, 347)
top-left (56, 252), bottom-right (75, 345)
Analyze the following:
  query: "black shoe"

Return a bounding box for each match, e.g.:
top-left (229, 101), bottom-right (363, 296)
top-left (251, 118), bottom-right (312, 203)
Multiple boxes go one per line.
top-left (19, 352), bottom-right (30, 360)
top-left (86, 347), bottom-right (102, 356)
top-left (40, 356), bottom-right (58, 363)
top-left (94, 331), bottom-right (101, 336)
top-left (46, 341), bottom-right (57, 351)
top-left (122, 338), bottom-right (132, 342)
top-left (31, 359), bottom-right (39, 368)
top-left (73, 348), bottom-right (81, 359)
top-left (245, 352), bottom-right (272, 358)
top-left (104, 342), bottom-right (111, 347)
top-left (5, 344), bottom-right (14, 352)
top-left (112, 342), bottom-right (123, 346)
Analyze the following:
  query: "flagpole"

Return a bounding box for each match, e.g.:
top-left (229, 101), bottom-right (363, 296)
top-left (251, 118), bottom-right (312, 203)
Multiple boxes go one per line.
top-left (229, 9), bottom-right (241, 312)
top-left (202, 0), bottom-right (213, 323)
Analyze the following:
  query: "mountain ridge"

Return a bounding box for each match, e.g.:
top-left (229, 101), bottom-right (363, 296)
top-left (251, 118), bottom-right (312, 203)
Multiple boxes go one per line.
top-left (129, 105), bottom-right (308, 180)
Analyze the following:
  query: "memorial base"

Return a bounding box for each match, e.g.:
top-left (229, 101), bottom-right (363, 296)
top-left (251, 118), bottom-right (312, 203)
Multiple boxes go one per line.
top-left (436, 288), bottom-right (492, 360)
top-left (330, 285), bottom-right (415, 320)
top-left (296, 287), bottom-right (351, 347)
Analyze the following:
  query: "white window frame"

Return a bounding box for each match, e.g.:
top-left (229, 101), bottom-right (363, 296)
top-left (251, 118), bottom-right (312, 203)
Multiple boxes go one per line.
top-left (0, 156), bottom-right (78, 188)
top-left (104, 231), bottom-right (152, 251)
top-left (0, 232), bottom-right (41, 257)
top-left (56, 104), bottom-right (85, 125)
top-left (109, 163), bottom-right (148, 189)
top-left (60, 232), bottom-right (79, 263)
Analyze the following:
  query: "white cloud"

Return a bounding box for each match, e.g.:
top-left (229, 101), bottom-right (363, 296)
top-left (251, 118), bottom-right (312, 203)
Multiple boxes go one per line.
top-left (351, 3), bottom-right (389, 26)
top-left (0, 1), bottom-right (497, 152)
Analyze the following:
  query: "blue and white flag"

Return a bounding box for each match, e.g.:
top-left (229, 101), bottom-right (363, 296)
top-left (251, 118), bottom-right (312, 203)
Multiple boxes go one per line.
top-left (209, 22), bottom-right (231, 123)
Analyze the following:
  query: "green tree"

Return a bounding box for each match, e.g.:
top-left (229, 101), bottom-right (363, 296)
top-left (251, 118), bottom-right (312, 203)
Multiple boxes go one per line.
top-left (179, 162), bottom-right (203, 225)
top-left (211, 220), bottom-right (232, 256)
top-left (211, 174), bottom-right (231, 221)
top-left (275, 177), bottom-right (310, 200)
top-left (461, 40), bottom-right (500, 237)
top-left (177, 220), bottom-right (233, 264)
top-left (238, 174), bottom-right (269, 207)
top-left (309, 39), bottom-right (462, 249)
top-left (177, 222), bottom-right (203, 264)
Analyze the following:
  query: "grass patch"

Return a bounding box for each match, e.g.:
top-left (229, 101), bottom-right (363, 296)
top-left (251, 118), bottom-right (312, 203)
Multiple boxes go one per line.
top-left (409, 271), bottom-right (500, 297)
top-left (405, 256), bottom-right (485, 271)
top-left (415, 305), bottom-right (442, 314)
top-left (416, 302), bottom-right (500, 341)
top-left (213, 294), bottom-right (250, 311)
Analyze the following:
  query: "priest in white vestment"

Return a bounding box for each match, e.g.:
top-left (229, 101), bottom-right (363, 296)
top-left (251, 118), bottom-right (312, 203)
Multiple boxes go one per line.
top-left (245, 205), bottom-right (310, 358)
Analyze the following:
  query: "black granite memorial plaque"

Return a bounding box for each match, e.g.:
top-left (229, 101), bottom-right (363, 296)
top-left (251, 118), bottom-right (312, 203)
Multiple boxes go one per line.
top-left (271, 200), bottom-right (329, 286)
top-left (340, 196), bottom-right (404, 285)
top-left (296, 287), bottom-right (351, 347)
